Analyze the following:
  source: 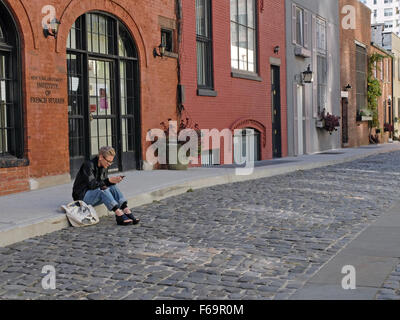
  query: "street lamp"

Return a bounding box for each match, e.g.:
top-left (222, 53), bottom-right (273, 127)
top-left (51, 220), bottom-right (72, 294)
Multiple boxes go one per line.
top-left (153, 43), bottom-right (166, 58)
top-left (302, 65), bottom-right (314, 83)
top-left (43, 18), bottom-right (61, 39)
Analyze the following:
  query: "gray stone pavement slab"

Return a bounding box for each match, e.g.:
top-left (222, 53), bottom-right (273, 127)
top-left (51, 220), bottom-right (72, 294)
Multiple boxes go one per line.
top-left (343, 227), bottom-right (400, 258)
top-left (304, 253), bottom-right (398, 287)
top-left (289, 284), bottom-right (379, 300)
top-left (291, 198), bottom-right (400, 299)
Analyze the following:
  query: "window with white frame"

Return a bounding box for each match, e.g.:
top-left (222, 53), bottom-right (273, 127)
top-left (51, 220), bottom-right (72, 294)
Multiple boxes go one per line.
top-left (230, 0), bottom-right (257, 72)
top-left (316, 18), bottom-right (327, 114)
top-left (398, 57), bottom-right (400, 80)
top-left (384, 8), bottom-right (393, 16)
top-left (386, 58), bottom-right (390, 82)
top-left (385, 21), bottom-right (393, 29)
top-left (295, 6), bottom-right (304, 46)
top-left (316, 18), bottom-right (326, 52)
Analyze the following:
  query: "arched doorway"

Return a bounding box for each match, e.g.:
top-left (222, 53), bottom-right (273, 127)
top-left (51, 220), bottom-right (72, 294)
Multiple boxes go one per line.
top-left (67, 12), bottom-right (141, 177)
top-left (234, 127), bottom-right (261, 163)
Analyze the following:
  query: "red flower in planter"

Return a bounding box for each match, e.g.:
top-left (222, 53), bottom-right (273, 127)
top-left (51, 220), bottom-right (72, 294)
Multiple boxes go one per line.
top-left (384, 123), bottom-right (394, 132)
top-left (318, 109), bottom-right (340, 135)
top-left (160, 118), bottom-right (201, 145)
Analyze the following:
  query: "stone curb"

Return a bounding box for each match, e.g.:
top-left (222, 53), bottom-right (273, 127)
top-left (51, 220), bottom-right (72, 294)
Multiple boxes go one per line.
top-left (0, 144), bottom-right (398, 247)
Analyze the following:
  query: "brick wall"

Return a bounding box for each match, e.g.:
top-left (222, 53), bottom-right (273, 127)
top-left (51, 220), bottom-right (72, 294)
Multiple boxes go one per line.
top-left (340, 0), bottom-right (371, 147)
top-left (0, 167), bottom-right (30, 196)
top-left (180, 0), bottom-right (287, 163)
top-left (0, 0), bottom-right (178, 195)
top-left (370, 45), bottom-right (393, 144)
top-left (340, 0), bottom-right (393, 147)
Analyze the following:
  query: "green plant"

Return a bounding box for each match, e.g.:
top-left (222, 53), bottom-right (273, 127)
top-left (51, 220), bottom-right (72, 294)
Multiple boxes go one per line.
top-left (359, 109), bottom-right (372, 117)
top-left (367, 53), bottom-right (384, 132)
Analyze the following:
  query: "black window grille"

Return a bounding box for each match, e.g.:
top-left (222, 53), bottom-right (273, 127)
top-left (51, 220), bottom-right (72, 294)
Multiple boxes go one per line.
top-left (67, 12), bottom-right (139, 175)
top-left (196, 0), bottom-right (214, 89)
top-left (161, 29), bottom-right (173, 53)
top-left (356, 44), bottom-right (367, 112)
top-left (0, 1), bottom-right (23, 159)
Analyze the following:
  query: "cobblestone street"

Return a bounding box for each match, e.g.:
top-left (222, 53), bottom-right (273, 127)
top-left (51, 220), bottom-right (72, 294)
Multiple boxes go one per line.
top-left (1, 151), bottom-right (400, 300)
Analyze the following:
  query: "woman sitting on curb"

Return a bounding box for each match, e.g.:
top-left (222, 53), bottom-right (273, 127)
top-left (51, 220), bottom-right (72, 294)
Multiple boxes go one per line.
top-left (72, 146), bottom-right (140, 226)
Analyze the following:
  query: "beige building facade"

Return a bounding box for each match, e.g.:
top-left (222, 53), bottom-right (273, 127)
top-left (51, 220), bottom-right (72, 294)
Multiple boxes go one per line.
top-left (390, 34), bottom-right (400, 139)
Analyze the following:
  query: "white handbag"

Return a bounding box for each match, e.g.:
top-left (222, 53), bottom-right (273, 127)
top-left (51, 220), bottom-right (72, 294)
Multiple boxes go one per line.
top-left (61, 201), bottom-right (100, 227)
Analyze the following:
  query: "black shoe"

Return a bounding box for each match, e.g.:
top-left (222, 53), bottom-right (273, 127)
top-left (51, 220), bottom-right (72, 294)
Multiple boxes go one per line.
top-left (125, 213), bottom-right (140, 225)
top-left (115, 213), bottom-right (133, 226)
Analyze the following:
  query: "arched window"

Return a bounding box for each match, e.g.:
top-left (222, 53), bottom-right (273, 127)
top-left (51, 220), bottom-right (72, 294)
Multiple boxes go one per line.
top-left (67, 12), bottom-right (140, 177)
top-left (0, 1), bottom-right (23, 160)
top-left (234, 127), bottom-right (261, 162)
top-left (0, 25), bottom-right (4, 42)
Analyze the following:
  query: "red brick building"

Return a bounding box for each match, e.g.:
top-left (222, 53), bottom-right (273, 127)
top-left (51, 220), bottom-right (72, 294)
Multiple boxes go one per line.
top-left (340, 0), bottom-right (371, 147)
top-left (369, 44), bottom-right (393, 144)
top-left (340, 0), bottom-right (393, 147)
top-left (179, 0), bottom-right (287, 164)
top-left (0, 0), bottom-right (179, 196)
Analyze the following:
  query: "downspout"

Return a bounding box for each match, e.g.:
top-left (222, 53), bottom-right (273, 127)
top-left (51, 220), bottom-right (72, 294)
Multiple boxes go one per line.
top-left (176, 0), bottom-right (184, 115)
top-left (392, 53), bottom-right (394, 140)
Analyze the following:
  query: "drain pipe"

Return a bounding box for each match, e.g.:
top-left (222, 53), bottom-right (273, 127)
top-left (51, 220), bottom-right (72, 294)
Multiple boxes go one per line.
top-left (176, 0), bottom-right (184, 115)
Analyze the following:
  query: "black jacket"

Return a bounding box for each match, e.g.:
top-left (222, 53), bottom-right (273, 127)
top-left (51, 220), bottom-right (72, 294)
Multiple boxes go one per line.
top-left (72, 156), bottom-right (114, 201)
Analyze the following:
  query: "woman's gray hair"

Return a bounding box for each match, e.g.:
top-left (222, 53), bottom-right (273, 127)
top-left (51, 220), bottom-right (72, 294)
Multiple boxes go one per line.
top-left (99, 146), bottom-right (116, 158)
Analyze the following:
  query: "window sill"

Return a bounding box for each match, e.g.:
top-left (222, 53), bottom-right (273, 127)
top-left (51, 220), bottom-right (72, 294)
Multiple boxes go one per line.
top-left (231, 70), bottom-right (262, 82)
top-left (0, 157), bottom-right (29, 169)
top-left (294, 46), bottom-right (311, 58)
top-left (197, 88), bottom-right (218, 97)
top-left (164, 51), bottom-right (178, 59)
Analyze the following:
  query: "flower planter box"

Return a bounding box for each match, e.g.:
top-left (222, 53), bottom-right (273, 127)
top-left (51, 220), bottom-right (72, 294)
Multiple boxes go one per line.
top-left (316, 120), bottom-right (324, 128)
top-left (168, 163), bottom-right (188, 170)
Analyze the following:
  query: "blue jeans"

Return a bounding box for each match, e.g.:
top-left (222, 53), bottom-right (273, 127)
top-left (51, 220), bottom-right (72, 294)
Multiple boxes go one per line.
top-left (83, 185), bottom-right (127, 211)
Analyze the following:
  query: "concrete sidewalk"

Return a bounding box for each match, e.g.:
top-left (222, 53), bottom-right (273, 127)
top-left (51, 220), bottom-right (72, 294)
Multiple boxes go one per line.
top-left (1, 142), bottom-right (400, 248)
top-left (290, 198), bottom-right (400, 300)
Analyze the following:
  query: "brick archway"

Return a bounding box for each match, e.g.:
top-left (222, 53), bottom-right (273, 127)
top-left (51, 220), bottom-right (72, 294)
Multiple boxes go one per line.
top-left (56, 0), bottom-right (148, 67)
top-left (230, 118), bottom-right (267, 148)
top-left (2, 0), bottom-right (37, 49)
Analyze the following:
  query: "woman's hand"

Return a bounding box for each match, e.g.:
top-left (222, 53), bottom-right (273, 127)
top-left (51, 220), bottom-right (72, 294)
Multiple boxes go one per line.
top-left (109, 176), bottom-right (123, 184)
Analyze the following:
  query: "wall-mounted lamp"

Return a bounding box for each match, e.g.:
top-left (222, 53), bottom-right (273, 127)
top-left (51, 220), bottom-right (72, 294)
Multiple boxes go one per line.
top-left (153, 43), bottom-right (166, 58)
top-left (274, 46), bottom-right (280, 54)
top-left (344, 84), bottom-right (352, 91)
top-left (302, 64), bottom-right (314, 83)
top-left (43, 18), bottom-right (61, 39)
